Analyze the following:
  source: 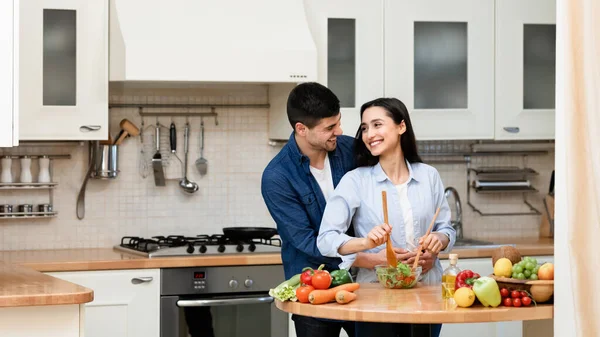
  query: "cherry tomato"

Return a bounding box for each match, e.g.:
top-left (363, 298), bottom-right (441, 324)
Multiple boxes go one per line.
top-left (520, 291), bottom-right (529, 298)
top-left (522, 297), bottom-right (532, 306)
top-left (295, 285), bottom-right (314, 303)
top-left (503, 298), bottom-right (513, 306)
top-left (500, 288), bottom-right (509, 298)
top-left (513, 298), bottom-right (522, 307)
top-left (311, 271), bottom-right (332, 289)
top-left (511, 290), bottom-right (521, 299)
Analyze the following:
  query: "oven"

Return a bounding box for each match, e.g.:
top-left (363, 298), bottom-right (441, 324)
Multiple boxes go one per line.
top-left (160, 265), bottom-right (288, 337)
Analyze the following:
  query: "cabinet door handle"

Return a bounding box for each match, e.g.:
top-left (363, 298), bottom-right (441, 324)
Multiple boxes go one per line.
top-left (503, 127), bottom-right (520, 133)
top-left (80, 125), bottom-right (102, 132)
top-left (131, 277), bottom-right (154, 284)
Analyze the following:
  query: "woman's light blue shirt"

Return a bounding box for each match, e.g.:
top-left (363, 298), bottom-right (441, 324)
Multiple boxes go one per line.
top-left (317, 161), bottom-right (456, 285)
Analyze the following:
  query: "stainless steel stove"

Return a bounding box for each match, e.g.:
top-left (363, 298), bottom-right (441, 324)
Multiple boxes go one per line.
top-left (114, 234), bottom-right (282, 257)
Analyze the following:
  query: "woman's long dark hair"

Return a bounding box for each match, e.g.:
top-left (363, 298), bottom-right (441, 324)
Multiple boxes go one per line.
top-left (354, 98), bottom-right (423, 167)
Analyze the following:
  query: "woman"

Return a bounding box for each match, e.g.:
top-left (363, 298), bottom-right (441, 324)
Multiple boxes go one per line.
top-left (317, 98), bottom-right (456, 337)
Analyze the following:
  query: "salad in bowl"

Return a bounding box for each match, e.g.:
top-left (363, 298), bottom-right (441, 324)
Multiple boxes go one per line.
top-left (375, 262), bottom-right (421, 289)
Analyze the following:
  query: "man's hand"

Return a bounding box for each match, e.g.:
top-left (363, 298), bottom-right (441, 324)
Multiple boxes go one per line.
top-left (404, 251), bottom-right (437, 274)
top-left (373, 247), bottom-right (416, 265)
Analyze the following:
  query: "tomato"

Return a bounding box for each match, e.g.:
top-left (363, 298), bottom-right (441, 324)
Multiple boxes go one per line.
top-left (513, 298), bottom-right (522, 307)
top-left (520, 291), bottom-right (529, 298)
top-left (511, 290), bottom-right (521, 299)
top-left (500, 288), bottom-right (509, 298)
top-left (522, 296), bottom-right (532, 306)
top-left (311, 271), bottom-right (332, 289)
top-left (295, 285), bottom-right (314, 303)
top-left (503, 298), bottom-right (512, 306)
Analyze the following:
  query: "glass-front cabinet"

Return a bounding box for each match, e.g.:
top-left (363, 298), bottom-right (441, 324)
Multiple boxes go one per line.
top-left (0, 0), bottom-right (18, 147)
top-left (303, 0), bottom-right (384, 137)
top-left (384, 0), bottom-right (495, 140)
top-left (19, 0), bottom-right (108, 140)
top-left (495, 0), bottom-right (556, 140)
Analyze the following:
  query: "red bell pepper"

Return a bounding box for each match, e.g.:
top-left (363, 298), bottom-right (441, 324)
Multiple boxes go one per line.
top-left (300, 264), bottom-right (326, 286)
top-left (455, 270), bottom-right (480, 290)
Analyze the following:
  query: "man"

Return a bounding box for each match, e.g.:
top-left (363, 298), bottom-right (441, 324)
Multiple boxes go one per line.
top-left (261, 83), bottom-right (437, 337)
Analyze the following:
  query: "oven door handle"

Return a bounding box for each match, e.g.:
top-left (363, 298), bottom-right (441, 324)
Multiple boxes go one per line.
top-left (176, 296), bottom-right (274, 307)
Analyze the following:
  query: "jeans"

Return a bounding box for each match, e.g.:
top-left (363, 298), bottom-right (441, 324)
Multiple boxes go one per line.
top-left (356, 322), bottom-right (442, 337)
top-left (292, 314), bottom-right (356, 337)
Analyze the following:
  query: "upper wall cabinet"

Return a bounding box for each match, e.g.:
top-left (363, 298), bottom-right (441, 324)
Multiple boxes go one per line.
top-left (384, 0), bottom-right (495, 140)
top-left (0, 0), bottom-right (18, 147)
top-left (495, 0), bottom-right (556, 140)
top-left (303, 0), bottom-right (384, 138)
top-left (19, 0), bottom-right (109, 141)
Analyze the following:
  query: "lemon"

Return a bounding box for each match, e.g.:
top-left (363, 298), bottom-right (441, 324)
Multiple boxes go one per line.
top-left (494, 258), bottom-right (513, 277)
top-left (454, 287), bottom-right (476, 307)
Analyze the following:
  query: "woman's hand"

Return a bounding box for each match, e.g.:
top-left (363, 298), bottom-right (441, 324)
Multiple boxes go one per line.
top-left (418, 232), bottom-right (449, 254)
top-left (404, 251), bottom-right (436, 273)
top-left (363, 223), bottom-right (393, 249)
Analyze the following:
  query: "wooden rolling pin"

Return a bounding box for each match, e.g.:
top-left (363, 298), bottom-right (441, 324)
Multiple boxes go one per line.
top-left (113, 119), bottom-right (140, 145)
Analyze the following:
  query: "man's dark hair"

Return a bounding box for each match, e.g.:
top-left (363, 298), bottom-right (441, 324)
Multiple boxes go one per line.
top-left (287, 82), bottom-right (340, 129)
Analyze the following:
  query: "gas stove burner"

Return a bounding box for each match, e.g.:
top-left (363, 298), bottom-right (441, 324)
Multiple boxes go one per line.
top-left (115, 232), bottom-right (282, 258)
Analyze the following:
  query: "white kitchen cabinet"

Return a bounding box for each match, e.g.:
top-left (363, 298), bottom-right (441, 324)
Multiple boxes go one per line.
top-left (303, 0), bottom-right (384, 138)
top-left (0, 0), bottom-right (18, 147)
top-left (384, 0), bottom-right (495, 140)
top-left (495, 0), bottom-right (556, 140)
top-left (19, 0), bottom-right (109, 140)
top-left (46, 269), bottom-right (160, 337)
top-left (439, 255), bottom-right (554, 337)
top-left (0, 304), bottom-right (83, 337)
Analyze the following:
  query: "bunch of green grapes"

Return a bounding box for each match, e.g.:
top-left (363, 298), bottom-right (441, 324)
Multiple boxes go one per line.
top-left (511, 256), bottom-right (540, 280)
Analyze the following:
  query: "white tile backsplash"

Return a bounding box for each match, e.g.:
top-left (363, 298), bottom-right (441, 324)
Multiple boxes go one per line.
top-left (0, 85), bottom-right (554, 250)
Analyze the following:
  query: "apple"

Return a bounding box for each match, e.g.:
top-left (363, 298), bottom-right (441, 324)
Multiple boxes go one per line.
top-left (538, 263), bottom-right (554, 280)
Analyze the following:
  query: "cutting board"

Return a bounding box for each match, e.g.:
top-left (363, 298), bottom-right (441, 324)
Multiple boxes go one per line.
top-left (539, 194), bottom-right (555, 238)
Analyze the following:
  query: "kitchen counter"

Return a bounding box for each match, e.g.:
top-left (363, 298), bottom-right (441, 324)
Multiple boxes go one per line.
top-left (440, 237), bottom-right (554, 259)
top-left (0, 237), bottom-right (552, 272)
top-left (0, 248), bottom-right (283, 272)
top-left (0, 261), bottom-right (93, 307)
top-left (276, 283), bottom-right (553, 324)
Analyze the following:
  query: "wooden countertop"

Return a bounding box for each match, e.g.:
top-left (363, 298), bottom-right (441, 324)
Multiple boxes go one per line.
top-left (441, 238), bottom-right (554, 259)
top-left (276, 283), bottom-right (553, 324)
top-left (0, 261), bottom-right (93, 307)
top-left (0, 237), bottom-right (552, 272)
top-left (0, 248), bottom-right (283, 272)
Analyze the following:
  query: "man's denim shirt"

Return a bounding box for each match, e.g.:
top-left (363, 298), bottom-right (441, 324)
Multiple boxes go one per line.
top-left (261, 132), bottom-right (356, 279)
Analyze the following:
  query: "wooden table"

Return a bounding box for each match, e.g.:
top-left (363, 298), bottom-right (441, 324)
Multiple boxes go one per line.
top-left (276, 283), bottom-right (553, 324)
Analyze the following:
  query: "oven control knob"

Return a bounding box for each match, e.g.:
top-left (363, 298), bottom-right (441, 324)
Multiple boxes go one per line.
top-left (228, 279), bottom-right (239, 289)
top-left (186, 245), bottom-right (195, 254)
top-left (248, 243), bottom-right (256, 252)
top-left (236, 244), bottom-right (244, 252)
top-left (199, 245), bottom-right (207, 254)
top-left (244, 279), bottom-right (253, 288)
top-left (218, 245), bottom-right (226, 253)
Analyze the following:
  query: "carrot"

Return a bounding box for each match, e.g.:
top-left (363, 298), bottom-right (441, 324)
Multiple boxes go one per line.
top-left (308, 283), bottom-right (361, 304)
top-left (335, 290), bottom-right (357, 304)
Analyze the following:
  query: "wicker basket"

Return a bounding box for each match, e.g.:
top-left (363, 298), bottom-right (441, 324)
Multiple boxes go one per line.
top-left (490, 275), bottom-right (554, 303)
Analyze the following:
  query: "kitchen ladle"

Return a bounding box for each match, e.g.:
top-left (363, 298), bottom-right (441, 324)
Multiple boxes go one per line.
top-left (382, 191), bottom-right (397, 268)
top-left (179, 122), bottom-right (199, 194)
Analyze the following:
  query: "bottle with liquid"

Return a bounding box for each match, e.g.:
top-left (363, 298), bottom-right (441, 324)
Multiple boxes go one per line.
top-left (442, 253), bottom-right (461, 299)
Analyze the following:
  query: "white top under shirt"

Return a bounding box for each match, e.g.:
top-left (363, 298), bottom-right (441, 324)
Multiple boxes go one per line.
top-left (310, 153), bottom-right (335, 201)
top-left (395, 180), bottom-right (416, 251)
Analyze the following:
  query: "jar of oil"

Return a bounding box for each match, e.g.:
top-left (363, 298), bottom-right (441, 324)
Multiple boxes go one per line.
top-left (442, 254), bottom-right (461, 299)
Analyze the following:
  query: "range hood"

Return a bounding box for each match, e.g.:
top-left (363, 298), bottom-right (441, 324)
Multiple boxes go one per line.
top-left (109, 0), bottom-right (317, 84)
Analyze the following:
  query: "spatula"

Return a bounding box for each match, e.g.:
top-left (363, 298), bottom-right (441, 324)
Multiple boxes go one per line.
top-left (382, 191), bottom-right (397, 268)
top-left (194, 118), bottom-right (208, 176)
top-left (412, 207), bottom-right (441, 271)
